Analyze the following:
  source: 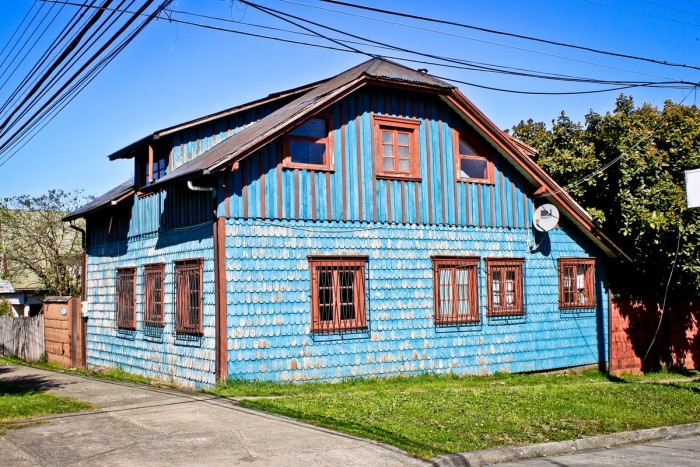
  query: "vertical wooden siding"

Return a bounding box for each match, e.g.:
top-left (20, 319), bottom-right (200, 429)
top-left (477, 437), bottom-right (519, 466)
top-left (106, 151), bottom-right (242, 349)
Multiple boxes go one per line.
top-left (226, 89), bottom-right (534, 228)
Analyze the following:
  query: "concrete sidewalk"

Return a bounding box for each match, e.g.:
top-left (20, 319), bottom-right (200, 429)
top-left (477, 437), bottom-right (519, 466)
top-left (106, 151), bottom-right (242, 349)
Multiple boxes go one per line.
top-left (0, 364), bottom-right (424, 466)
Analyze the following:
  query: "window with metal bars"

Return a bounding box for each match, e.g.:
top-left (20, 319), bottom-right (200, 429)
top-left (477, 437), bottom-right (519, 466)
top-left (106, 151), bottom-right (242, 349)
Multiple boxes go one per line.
top-left (486, 259), bottom-right (524, 317)
top-left (373, 115), bottom-right (421, 180)
top-left (432, 257), bottom-right (480, 325)
top-left (116, 267), bottom-right (136, 330)
top-left (558, 258), bottom-right (596, 309)
top-left (175, 259), bottom-right (203, 335)
top-left (309, 256), bottom-right (368, 333)
top-left (144, 263), bottom-right (165, 326)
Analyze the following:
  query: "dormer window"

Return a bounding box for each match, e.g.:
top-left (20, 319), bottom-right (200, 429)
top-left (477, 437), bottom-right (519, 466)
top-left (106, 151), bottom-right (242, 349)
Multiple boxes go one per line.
top-left (137, 143), bottom-right (169, 189)
top-left (283, 115), bottom-right (333, 170)
top-left (373, 115), bottom-right (421, 180)
top-left (456, 135), bottom-right (493, 184)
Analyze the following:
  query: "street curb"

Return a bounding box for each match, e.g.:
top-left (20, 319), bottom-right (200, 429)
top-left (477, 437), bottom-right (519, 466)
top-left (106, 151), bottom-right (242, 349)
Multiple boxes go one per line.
top-left (429, 422), bottom-right (700, 466)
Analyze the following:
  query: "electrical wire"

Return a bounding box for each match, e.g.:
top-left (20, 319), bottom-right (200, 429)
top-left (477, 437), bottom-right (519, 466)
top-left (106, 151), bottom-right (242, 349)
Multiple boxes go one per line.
top-left (534, 84), bottom-right (697, 197)
top-left (641, 227), bottom-right (683, 367)
top-left (0, 1), bottom-right (174, 167)
top-left (240, 1), bottom-right (698, 95)
top-left (583, 0), bottom-right (700, 27)
top-left (46, 0), bottom-right (697, 89)
top-left (319, 0), bottom-right (700, 72)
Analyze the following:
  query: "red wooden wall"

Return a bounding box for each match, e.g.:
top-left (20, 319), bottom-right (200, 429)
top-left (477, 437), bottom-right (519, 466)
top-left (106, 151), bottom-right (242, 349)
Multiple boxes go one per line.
top-left (610, 299), bottom-right (699, 374)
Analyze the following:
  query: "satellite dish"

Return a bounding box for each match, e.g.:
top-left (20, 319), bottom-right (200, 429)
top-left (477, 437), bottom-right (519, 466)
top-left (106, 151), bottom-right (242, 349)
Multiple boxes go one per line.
top-left (533, 204), bottom-right (559, 232)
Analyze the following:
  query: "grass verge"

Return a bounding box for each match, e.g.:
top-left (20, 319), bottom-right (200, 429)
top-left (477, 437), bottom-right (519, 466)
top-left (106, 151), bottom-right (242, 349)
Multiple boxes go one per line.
top-left (211, 370), bottom-right (700, 459)
top-left (0, 380), bottom-right (92, 435)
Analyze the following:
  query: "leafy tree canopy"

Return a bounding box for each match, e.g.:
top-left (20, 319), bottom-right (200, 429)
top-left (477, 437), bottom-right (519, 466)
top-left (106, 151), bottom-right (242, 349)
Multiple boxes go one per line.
top-left (0, 189), bottom-right (89, 297)
top-left (512, 95), bottom-right (700, 298)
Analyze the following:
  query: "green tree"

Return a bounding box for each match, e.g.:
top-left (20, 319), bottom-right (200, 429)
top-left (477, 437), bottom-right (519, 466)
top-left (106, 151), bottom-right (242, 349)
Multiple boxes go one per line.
top-left (512, 95), bottom-right (700, 297)
top-left (0, 190), bottom-right (89, 297)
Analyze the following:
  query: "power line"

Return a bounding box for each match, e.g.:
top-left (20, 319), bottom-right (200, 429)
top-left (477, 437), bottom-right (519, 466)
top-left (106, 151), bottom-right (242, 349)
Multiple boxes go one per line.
top-left (45, 1), bottom-right (695, 90)
top-left (239, 1), bottom-right (697, 94)
top-left (583, 0), bottom-right (700, 27)
top-left (319, 0), bottom-right (700, 71)
top-left (285, 0), bottom-right (682, 82)
top-left (0, 1), bottom-right (174, 167)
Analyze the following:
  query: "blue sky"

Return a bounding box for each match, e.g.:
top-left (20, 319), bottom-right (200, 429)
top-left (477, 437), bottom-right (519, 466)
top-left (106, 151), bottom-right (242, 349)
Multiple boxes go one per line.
top-left (0, 0), bottom-right (698, 199)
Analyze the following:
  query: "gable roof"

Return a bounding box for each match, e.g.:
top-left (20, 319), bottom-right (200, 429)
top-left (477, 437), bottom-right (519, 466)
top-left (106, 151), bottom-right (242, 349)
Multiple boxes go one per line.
top-left (67, 58), bottom-right (628, 260)
top-left (146, 58), bottom-right (453, 188)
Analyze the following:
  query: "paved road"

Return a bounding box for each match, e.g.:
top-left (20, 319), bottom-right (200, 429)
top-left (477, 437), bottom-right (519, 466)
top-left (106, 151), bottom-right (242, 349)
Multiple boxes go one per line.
top-left (0, 364), bottom-right (423, 466)
top-left (499, 435), bottom-right (700, 466)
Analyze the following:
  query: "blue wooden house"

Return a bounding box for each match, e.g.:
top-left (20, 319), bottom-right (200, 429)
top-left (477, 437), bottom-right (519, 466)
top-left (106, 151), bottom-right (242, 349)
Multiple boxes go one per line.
top-left (65, 59), bottom-right (626, 388)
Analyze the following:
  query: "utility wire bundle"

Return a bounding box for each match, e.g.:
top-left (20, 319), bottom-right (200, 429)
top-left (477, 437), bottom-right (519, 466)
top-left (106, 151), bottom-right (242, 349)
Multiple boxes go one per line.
top-left (0, 0), bottom-right (173, 169)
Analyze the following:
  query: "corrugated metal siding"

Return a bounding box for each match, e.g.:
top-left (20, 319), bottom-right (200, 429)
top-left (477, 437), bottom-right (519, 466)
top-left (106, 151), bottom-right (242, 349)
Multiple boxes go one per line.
top-left (225, 89), bottom-right (534, 228)
top-left (224, 217), bottom-right (608, 383)
top-left (85, 223), bottom-right (215, 389)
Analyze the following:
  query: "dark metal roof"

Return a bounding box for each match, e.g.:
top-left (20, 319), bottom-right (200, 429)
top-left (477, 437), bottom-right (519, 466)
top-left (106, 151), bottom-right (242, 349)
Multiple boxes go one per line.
top-left (147, 58), bottom-right (455, 189)
top-left (107, 78), bottom-right (330, 161)
top-left (63, 178), bottom-right (134, 222)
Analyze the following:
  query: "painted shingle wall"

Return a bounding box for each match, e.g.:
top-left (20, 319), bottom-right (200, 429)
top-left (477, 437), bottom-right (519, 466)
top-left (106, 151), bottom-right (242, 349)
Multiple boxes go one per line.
top-left (225, 218), bottom-right (608, 382)
top-left (85, 223), bottom-right (215, 388)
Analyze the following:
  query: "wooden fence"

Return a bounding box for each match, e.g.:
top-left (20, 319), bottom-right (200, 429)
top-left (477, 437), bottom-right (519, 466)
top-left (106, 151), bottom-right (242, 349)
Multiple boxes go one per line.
top-left (0, 315), bottom-right (45, 361)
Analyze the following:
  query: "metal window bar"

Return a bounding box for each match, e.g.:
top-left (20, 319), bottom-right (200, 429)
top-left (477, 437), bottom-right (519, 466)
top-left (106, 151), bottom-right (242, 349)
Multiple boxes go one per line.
top-left (558, 258), bottom-right (596, 309)
top-left (144, 264), bottom-right (165, 326)
top-left (432, 258), bottom-right (480, 325)
top-left (310, 258), bottom-right (367, 333)
top-left (116, 268), bottom-right (136, 329)
top-left (175, 259), bottom-right (203, 335)
top-left (487, 260), bottom-right (524, 317)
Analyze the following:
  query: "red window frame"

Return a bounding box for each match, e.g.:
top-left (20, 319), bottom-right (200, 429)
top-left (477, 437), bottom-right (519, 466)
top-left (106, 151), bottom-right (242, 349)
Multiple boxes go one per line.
top-left (116, 267), bottom-right (136, 330)
top-left (308, 256), bottom-right (368, 333)
top-left (486, 258), bottom-right (524, 317)
top-left (558, 258), bottom-right (596, 309)
top-left (454, 132), bottom-right (494, 184)
top-left (144, 263), bottom-right (165, 326)
top-left (175, 259), bottom-right (203, 335)
top-left (432, 257), bottom-right (480, 325)
top-left (373, 115), bottom-right (421, 181)
top-left (282, 114), bottom-right (334, 171)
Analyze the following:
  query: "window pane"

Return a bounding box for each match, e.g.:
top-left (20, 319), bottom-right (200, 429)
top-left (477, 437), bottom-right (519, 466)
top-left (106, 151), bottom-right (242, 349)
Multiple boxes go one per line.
top-left (397, 132), bottom-right (410, 145)
top-left (290, 141), bottom-right (326, 165)
top-left (339, 271), bottom-right (355, 321)
top-left (382, 143), bottom-right (394, 157)
top-left (439, 268), bottom-right (453, 317)
top-left (383, 157), bottom-right (394, 170)
top-left (318, 270), bottom-right (333, 322)
top-left (455, 268), bottom-right (471, 316)
top-left (459, 139), bottom-right (478, 156)
top-left (460, 158), bottom-right (488, 180)
top-left (290, 118), bottom-right (327, 138)
top-left (491, 271), bottom-right (502, 306)
top-left (398, 145), bottom-right (410, 158)
top-left (381, 130), bottom-right (393, 144)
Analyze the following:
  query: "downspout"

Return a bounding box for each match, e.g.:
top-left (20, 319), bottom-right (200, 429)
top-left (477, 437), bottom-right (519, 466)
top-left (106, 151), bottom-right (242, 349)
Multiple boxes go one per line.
top-left (187, 179), bottom-right (227, 382)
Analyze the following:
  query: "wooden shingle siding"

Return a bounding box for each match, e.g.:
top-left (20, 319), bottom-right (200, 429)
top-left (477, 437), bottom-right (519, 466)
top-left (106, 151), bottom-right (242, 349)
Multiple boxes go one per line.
top-left (223, 217), bottom-right (607, 383)
top-left (85, 223), bottom-right (216, 389)
top-left (223, 89), bottom-right (533, 229)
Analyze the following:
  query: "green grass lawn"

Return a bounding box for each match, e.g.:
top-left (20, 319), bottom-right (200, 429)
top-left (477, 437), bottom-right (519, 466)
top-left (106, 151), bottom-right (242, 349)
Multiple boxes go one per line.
top-left (0, 380), bottom-right (92, 435)
top-left (211, 370), bottom-right (700, 459)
